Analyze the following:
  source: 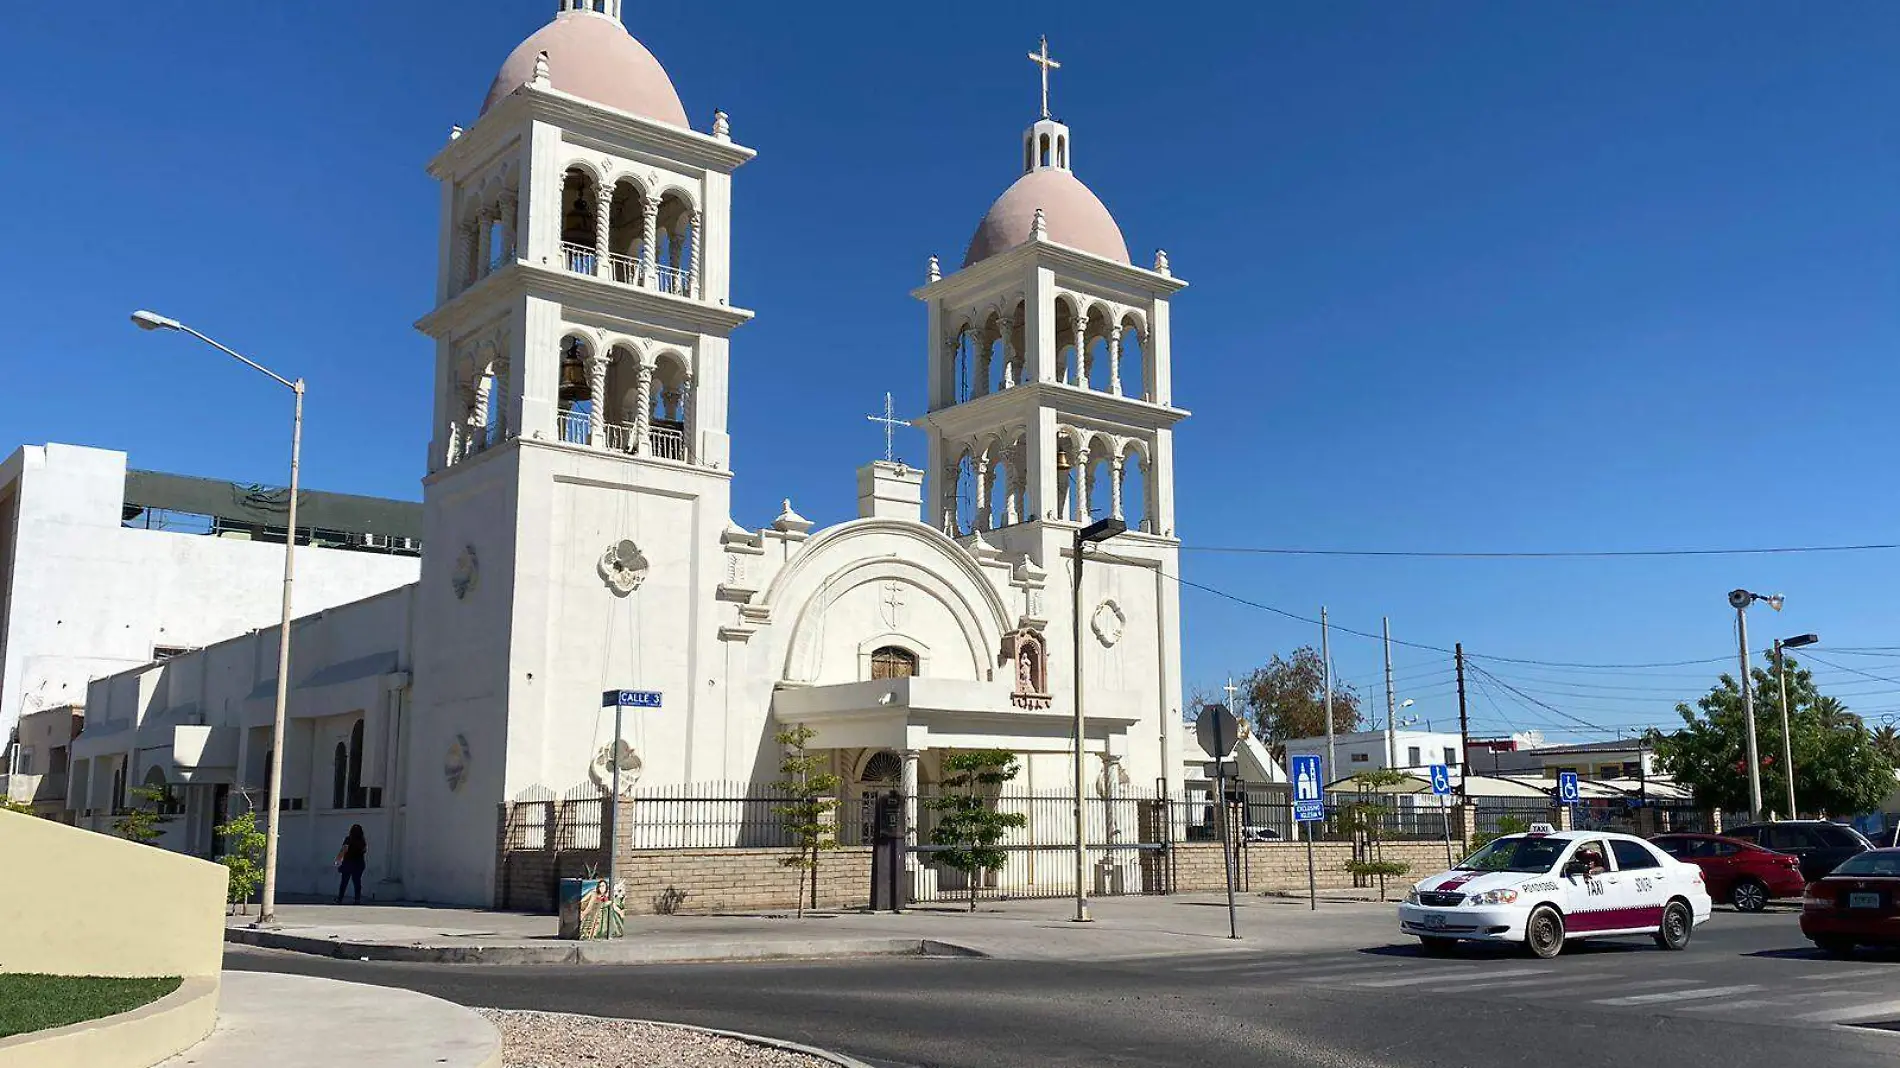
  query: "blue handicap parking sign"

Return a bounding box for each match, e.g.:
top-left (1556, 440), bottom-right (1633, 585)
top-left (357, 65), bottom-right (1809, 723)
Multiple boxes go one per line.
top-left (1430, 764), bottom-right (1452, 795)
top-left (1558, 771), bottom-right (1580, 805)
top-left (1291, 755), bottom-right (1326, 822)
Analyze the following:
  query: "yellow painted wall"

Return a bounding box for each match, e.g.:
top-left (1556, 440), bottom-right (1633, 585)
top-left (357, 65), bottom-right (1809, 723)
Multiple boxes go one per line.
top-left (0, 810), bottom-right (225, 978)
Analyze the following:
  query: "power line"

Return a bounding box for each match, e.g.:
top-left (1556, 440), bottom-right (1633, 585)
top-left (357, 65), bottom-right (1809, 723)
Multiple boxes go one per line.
top-left (1167, 571), bottom-right (1734, 670)
top-left (1796, 652), bottom-right (1900, 689)
top-left (1466, 662), bottom-right (1622, 736)
top-left (1181, 542), bottom-right (1900, 560)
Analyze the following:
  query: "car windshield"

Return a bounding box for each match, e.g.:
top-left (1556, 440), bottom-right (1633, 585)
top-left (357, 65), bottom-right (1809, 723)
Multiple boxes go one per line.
top-left (1829, 852), bottom-right (1900, 877)
top-left (1456, 836), bottom-right (1566, 873)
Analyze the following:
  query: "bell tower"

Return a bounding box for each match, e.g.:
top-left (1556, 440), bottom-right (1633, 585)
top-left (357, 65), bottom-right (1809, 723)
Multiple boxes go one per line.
top-left (914, 38), bottom-right (1191, 801)
top-left (404, 3), bottom-right (756, 904)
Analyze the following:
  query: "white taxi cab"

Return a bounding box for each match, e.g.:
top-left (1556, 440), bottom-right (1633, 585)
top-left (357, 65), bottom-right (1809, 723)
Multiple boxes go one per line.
top-left (1397, 826), bottom-right (1713, 958)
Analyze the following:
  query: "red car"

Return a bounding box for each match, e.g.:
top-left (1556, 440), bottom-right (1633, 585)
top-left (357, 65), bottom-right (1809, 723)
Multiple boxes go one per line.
top-left (1650, 832), bottom-right (1806, 912)
top-left (1801, 848), bottom-right (1900, 955)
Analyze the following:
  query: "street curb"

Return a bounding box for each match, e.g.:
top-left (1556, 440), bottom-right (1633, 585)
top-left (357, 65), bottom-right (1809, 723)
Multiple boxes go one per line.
top-left (484, 1009), bottom-right (876, 1068)
top-left (225, 927), bottom-right (985, 965)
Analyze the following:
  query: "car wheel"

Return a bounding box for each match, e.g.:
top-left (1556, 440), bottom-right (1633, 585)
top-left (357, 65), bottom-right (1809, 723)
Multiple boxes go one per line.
top-left (1729, 878), bottom-right (1769, 913)
top-left (1653, 900), bottom-right (1693, 950)
top-left (1814, 937), bottom-right (1857, 958)
top-left (1525, 906), bottom-right (1565, 959)
top-left (1419, 936), bottom-right (1458, 956)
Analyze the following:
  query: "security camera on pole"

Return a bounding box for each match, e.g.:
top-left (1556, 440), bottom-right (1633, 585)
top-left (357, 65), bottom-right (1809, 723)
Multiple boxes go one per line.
top-left (1728, 588), bottom-right (1784, 823)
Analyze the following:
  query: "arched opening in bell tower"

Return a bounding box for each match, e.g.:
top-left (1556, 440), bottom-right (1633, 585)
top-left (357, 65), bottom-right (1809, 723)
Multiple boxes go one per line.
top-left (1118, 313), bottom-right (1147, 401)
top-left (1120, 441), bottom-right (1151, 532)
top-left (556, 334), bottom-right (597, 445)
top-left (560, 167), bottom-right (601, 274)
top-left (606, 179), bottom-right (647, 284)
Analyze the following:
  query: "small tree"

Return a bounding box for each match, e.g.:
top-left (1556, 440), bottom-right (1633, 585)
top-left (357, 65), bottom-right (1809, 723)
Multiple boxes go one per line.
top-left (113, 785), bottom-right (174, 845)
top-left (927, 749), bottom-right (1028, 912)
top-left (1340, 769), bottom-right (1411, 900)
top-left (215, 808), bottom-right (269, 915)
top-left (771, 725), bottom-right (840, 918)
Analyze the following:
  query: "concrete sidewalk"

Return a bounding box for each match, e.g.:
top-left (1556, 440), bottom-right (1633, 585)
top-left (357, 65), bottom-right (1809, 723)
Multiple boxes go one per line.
top-left (161, 971), bottom-right (499, 1067)
top-left (227, 892), bottom-right (1402, 965)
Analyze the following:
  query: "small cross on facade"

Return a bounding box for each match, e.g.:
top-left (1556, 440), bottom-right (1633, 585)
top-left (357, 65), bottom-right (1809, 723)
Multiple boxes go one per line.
top-left (866, 391), bottom-right (907, 463)
top-left (1028, 35), bottom-right (1061, 120)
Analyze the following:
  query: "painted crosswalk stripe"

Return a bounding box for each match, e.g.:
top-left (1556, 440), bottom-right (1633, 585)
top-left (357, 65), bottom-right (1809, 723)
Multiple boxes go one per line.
top-left (1354, 967), bottom-right (1538, 988)
top-left (1796, 998), bottom-right (1900, 1024)
top-left (1592, 984), bottom-right (1761, 1006)
top-left (1681, 988), bottom-right (1888, 1015)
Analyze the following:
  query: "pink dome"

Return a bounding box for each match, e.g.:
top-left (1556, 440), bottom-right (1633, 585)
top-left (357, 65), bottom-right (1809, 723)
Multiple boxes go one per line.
top-left (481, 12), bottom-right (689, 128)
top-left (963, 168), bottom-right (1129, 267)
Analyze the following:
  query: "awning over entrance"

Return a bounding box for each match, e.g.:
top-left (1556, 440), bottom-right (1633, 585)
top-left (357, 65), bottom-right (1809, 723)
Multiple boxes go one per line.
top-left (772, 677), bottom-right (1137, 753)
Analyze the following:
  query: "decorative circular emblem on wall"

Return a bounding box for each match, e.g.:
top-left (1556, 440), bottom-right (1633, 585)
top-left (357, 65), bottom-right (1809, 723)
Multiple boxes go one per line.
top-left (1091, 599), bottom-right (1126, 648)
top-left (451, 545), bottom-right (479, 600)
top-left (444, 734), bottom-right (471, 791)
top-left (598, 539), bottom-right (650, 596)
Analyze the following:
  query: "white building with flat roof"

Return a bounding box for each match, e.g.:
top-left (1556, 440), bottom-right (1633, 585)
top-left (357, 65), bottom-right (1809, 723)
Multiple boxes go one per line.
top-left (0, 443), bottom-right (422, 747)
top-left (1285, 728), bottom-right (1467, 783)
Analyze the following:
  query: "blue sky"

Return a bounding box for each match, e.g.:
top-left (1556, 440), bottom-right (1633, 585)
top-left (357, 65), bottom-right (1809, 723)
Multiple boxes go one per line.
top-left (3, 2), bottom-right (1897, 744)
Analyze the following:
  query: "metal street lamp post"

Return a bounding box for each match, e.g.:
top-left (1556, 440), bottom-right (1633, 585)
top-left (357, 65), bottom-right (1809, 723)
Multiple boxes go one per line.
top-left (133, 310), bottom-right (303, 926)
top-left (1072, 515), bottom-right (1125, 923)
top-left (1727, 589), bottom-right (1783, 823)
top-left (1774, 633), bottom-right (1819, 820)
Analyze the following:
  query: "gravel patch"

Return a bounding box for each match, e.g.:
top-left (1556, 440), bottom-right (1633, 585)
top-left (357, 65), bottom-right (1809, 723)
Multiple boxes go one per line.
top-left (478, 1008), bottom-right (840, 1068)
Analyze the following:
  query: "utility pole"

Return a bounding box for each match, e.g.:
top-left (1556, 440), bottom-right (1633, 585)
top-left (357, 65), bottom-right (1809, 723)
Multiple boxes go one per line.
top-left (1455, 643), bottom-right (1469, 795)
top-left (1383, 617), bottom-right (1397, 769)
top-left (1322, 607), bottom-right (1336, 778)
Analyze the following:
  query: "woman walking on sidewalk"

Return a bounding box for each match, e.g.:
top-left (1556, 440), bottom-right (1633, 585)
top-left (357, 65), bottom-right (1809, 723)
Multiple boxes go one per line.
top-left (335, 824), bottom-right (368, 905)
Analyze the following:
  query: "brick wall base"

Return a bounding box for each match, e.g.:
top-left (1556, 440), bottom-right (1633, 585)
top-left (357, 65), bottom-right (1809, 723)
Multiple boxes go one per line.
top-left (498, 845), bottom-right (873, 915)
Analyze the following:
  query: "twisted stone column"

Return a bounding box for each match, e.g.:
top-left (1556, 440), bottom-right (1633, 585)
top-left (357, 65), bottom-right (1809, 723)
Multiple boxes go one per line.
top-left (632, 363), bottom-right (654, 454)
top-left (639, 195), bottom-right (660, 286)
top-left (500, 190), bottom-right (518, 265)
top-left (586, 356), bottom-right (608, 447)
top-left (689, 210), bottom-right (704, 299)
top-left (1108, 325), bottom-right (1123, 397)
top-left (1110, 454), bottom-right (1125, 520)
top-left (593, 184), bottom-right (613, 279)
top-left (974, 456), bottom-right (992, 530)
top-left (1071, 316), bottom-right (1088, 386)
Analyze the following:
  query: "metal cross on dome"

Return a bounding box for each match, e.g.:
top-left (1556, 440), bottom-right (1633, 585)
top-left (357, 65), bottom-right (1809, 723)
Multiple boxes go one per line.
top-left (866, 391), bottom-right (908, 463)
top-left (1028, 35), bottom-right (1061, 120)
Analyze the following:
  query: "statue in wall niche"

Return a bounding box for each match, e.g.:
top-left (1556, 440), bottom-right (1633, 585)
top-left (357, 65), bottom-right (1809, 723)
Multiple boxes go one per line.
top-left (1003, 628), bottom-right (1051, 710)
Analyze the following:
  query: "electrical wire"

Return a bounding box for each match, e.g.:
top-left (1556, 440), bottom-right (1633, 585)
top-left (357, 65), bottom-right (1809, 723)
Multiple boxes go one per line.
top-left (1166, 570), bottom-right (1736, 669)
top-left (1181, 542), bottom-right (1900, 559)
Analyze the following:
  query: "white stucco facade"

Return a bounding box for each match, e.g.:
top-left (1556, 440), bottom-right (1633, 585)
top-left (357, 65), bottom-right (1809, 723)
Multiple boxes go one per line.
top-left (0, 443), bottom-right (420, 746)
top-left (50, 6), bottom-right (1192, 907)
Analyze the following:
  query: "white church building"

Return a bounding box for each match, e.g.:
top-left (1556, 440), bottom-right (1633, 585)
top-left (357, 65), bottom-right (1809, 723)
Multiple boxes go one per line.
top-left (54, 2), bottom-right (1193, 907)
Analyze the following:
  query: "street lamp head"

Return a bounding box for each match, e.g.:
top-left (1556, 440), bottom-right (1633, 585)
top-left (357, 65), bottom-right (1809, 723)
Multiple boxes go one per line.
top-left (131, 309), bottom-right (182, 332)
top-left (1078, 516), bottom-right (1126, 545)
top-left (1399, 698), bottom-right (1416, 709)
top-left (1782, 633), bottom-right (1820, 649)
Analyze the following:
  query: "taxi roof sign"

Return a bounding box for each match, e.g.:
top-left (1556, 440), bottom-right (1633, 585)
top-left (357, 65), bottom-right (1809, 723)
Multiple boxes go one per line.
top-left (1527, 822), bottom-right (1556, 835)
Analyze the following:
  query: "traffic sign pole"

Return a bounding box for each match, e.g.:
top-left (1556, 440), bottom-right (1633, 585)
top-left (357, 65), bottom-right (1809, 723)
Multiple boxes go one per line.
top-left (606, 699), bottom-right (622, 934)
top-left (598, 689), bottom-right (663, 939)
top-left (1291, 754), bottom-right (1325, 912)
top-left (1429, 765), bottom-right (1454, 867)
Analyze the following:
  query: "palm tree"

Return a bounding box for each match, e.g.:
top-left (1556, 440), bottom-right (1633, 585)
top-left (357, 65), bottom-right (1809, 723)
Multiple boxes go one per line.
top-left (1813, 696), bottom-right (1861, 731)
top-left (1871, 725), bottom-right (1900, 767)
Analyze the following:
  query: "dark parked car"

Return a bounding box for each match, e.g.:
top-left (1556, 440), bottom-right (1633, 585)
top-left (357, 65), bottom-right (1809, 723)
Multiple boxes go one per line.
top-left (1650, 832), bottom-right (1806, 912)
top-left (1800, 848), bottom-right (1900, 955)
top-left (1722, 821), bottom-right (1873, 882)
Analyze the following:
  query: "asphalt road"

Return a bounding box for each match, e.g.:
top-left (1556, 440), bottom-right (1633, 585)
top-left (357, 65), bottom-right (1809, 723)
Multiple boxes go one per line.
top-left (229, 907), bottom-right (1900, 1067)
